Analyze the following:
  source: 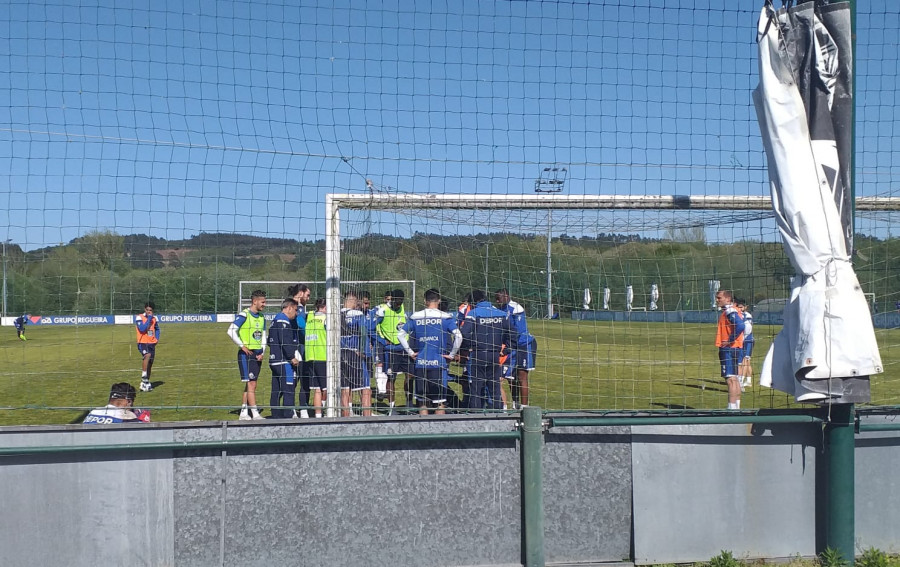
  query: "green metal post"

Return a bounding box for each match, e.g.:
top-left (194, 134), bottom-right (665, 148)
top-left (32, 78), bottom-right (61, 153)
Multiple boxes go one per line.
top-left (521, 405), bottom-right (545, 567)
top-left (825, 403), bottom-right (855, 565)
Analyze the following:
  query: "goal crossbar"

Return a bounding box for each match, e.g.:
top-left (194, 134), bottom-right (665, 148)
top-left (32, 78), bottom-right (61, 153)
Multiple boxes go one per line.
top-left (326, 193), bottom-right (900, 211)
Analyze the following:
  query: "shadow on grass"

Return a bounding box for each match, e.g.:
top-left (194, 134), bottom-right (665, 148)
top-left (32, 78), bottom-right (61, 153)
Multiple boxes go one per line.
top-left (683, 383), bottom-right (728, 394)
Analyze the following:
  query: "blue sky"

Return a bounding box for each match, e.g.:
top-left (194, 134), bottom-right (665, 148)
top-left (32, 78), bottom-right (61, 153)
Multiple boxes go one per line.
top-left (0, 0), bottom-right (897, 249)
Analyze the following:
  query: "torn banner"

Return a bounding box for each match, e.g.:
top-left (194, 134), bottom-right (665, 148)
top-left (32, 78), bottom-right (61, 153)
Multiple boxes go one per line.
top-left (753, 1), bottom-right (881, 402)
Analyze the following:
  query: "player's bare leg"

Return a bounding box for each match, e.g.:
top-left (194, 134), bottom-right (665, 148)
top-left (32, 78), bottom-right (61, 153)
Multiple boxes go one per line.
top-left (516, 369), bottom-right (530, 406)
top-left (246, 381), bottom-right (262, 419)
top-left (340, 388), bottom-right (352, 417)
top-left (387, 376), bottom-right (396, 415)
top-left (726, 376), bottom-right (741, 409)
top-left (499, 377), bottom-right (509, 409)
top-left (359, 388), bottom-right (372, 417)
top-left (313, 388), bottom-right (324, 418)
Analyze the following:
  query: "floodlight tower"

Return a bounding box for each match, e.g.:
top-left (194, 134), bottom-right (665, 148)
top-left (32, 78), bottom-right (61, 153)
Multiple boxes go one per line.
top-left (535, 166), bottom-right (567, 318)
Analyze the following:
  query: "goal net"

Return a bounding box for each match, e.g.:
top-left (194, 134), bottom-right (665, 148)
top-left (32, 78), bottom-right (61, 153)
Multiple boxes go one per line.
top-left (237, 280), bottom-right (415, 313)
top-left (1, 1), bottom-right (899, 425)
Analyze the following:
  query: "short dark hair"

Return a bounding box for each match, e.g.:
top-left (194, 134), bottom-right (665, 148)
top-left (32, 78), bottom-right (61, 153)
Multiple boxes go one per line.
top-left (392, 289), bottom-right (405, 299)
top-left (314, 297), bottom-right (327, 310)
top-left (251, 289), bottom-right (267, 300)
top-left (735, 297), bottom-right (746, 307)
top-left (495, 288), bottom-right (509, 296)
top-left (471, 289), bottom-right (487, 303)
top-left (109, 382), bottom-right (136, 402)
top-left (144, 301), bottom-right (155, 310)
top-left (360, 291), bottom-right (370, 300)
top-left (287, 283), bottom-right (309, 297)
top-left (281, 298), bottom-right (298, 310)
top-left (382, 290), bottom-right (392, 299)
top-left (424, 288), bottom-right (440, 303)
top-left (343, 289), bottom-right (358, 300)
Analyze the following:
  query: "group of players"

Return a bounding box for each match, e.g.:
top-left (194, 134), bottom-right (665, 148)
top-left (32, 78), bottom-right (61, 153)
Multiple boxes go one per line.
top-left (714, 290), bottom-right (755, 410)
top-left (226, 284), bottom-right (538, 420)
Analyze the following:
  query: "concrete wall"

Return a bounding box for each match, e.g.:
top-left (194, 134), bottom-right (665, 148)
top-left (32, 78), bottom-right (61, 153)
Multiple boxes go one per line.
top-left (0, 416), bottom-right (897, 566)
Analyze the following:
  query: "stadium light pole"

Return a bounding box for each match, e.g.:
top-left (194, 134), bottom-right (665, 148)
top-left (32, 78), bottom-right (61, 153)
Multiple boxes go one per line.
top-left (1, 239), bottom-right (10, 319)
top-left (535, 167), bottom-right (566, 318)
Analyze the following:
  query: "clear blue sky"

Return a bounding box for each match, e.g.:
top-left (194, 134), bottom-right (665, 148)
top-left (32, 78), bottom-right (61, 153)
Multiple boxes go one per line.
top-left (0, 0), bottom-right (897, 250)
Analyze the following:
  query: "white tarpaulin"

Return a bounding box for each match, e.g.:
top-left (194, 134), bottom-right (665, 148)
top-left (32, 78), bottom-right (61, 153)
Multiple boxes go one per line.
top-left (583, 288), bottom-right (591, 310)
top-left (603, 287), bottom-right (610, 310)
top-left (626, 285), bottom-right (634, 312)
top-left (649, 283), bottom-right (659, 311)
top-left (753, 1), bottom-right (881, 403)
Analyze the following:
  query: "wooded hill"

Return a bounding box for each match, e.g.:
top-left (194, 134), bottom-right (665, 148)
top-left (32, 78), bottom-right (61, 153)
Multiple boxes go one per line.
top-left (3, 230), bottom-right (895, 316)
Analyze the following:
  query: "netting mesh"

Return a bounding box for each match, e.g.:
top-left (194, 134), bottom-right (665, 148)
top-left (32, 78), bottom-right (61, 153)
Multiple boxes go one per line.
top-left (0, 1), bottom-right (898, 424)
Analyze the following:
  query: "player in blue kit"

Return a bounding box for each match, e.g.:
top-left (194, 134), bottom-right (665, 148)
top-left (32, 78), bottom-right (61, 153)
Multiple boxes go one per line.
top-left (227, 289), bottom-right (267, 420)
top-left (736, 298), bottom-right (755, 390)
top-left (340, 290), bottom-right (372, 416)
top-left (288, 284), bottom-right (311, 418)
top-left (495, 289), bottom-right (537, 408)
top-left (83, 382), bottom-right (151, 424)
top-left (397, 288), bottom-right (463, 415)
top-left (13, 313), bottom-right (28, 341)
top-left (375, 289), bottom-right (412, 415)
top-left (460, 289), bottom-right (517, 411)
top-left (268, 298), bottom-right (301, 419)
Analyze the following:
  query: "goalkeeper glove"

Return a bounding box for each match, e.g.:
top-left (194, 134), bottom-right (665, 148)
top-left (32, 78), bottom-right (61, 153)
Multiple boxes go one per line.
top-left (133, 409), bottom-right (152, 423)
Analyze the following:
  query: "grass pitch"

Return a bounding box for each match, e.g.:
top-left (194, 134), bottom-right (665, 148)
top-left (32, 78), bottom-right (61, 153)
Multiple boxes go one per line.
top-left (1, 319), bottom-right (896, 426)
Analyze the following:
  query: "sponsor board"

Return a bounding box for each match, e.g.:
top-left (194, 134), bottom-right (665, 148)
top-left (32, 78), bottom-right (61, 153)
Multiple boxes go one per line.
top-left (36, 315), bottom-right (115, 326)
top-left (156, 314), bottom-right (217, 323)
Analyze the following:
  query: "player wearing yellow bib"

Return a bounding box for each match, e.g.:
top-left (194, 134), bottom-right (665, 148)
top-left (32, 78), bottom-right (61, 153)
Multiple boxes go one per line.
top-left (305, 298), bottom-right (328, 418)
top-left (226, 290), bottom-right (267, 420)
top-left (375, 289), bottom-right (411, 415)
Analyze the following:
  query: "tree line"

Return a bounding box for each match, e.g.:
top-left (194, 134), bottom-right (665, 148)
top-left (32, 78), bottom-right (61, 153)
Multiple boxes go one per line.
top-left (3, 230), bottom-right (896, 316)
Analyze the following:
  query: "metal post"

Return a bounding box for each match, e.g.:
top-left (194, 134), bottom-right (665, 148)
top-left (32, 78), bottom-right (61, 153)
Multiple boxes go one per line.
top-left (825, 403), bottom-right (856, 565)
top-left (546, 213), bottom-right (553, 319)
top-left (521, 405), bottom-right (545, 567)
top-left (1, 239), bottom-right (8, 319)
top-left (324, 195), bottom-right (341, 418)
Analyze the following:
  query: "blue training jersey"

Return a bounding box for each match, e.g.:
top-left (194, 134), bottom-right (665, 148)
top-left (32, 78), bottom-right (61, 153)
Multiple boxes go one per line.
top-left (742, 311), bottom-right (754, 342)
top-left (501, 300), bottom-right (533, 348)
top-left (397, 308), bottom-right (462, 369)
top-left (340, 307), bottom-right (365, 351)
top-left (461, 301), bottom-right (517, 363)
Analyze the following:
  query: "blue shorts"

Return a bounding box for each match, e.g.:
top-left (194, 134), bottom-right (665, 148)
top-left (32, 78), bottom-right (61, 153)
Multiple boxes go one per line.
top-left (340, 349), bottom-right (370, 390)
top-left (137, 343), bottom-right (157, 359)
top-left (503, 337), bottom-right (538, 377)
top-left (309, 360), bottom-right (328, 390)
top-left (743, 340), bottom-right (755, 360)
top-left (719, 347), bottom-right (742, 379)
top-left (238, 349), bottom-right (264, 382)
top-left (413, 367), bottom-right (447, 405)
top-left (385, 349), bottom-right (414, 378)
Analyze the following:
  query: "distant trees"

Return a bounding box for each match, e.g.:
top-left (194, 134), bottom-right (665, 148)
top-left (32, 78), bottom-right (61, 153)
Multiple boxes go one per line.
top-left (2, 230), bottom-right (896, 316)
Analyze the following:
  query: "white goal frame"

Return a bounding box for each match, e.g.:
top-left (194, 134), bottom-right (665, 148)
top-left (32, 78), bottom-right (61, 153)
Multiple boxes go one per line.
top-left (323, 192), bottom-right (899, 416)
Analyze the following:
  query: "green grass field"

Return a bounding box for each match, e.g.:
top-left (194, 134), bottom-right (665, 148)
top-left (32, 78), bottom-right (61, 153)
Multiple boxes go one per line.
top-left (1, 320), bottom-right (897, 426)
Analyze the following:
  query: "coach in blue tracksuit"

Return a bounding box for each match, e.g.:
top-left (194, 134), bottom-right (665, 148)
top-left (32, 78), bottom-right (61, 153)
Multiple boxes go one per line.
top-left (268, 298), bottom-right (301, 419)
top-left (460, 289), bottom-right (517, 410)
